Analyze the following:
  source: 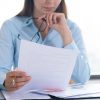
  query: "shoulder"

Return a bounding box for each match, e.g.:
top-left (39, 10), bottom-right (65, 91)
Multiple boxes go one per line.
top-left (9, 16), bottom-right (30, 25)
top-left (0, 16), bottom-right (30, 39)
top-left (1, 16), bottom-right (31, 30)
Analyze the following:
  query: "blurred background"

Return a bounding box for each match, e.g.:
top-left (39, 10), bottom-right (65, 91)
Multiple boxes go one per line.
top-left (0, 0), bottom-right (100, 75)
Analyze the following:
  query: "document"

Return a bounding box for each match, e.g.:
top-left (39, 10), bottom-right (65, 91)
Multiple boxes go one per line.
top-left (49, 83), bottom-right (100, 98)
top-left (18, 40), bottom-right (78, 92)
top-left (2, 83), bottom-right (100, 100)
top-left (2, 40), bottom-right (79, 99)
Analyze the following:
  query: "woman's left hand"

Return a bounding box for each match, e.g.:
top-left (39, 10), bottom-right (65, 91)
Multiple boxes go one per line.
top-left (45, 13), bottom-right (73, 46)
top-left (46, 13), bottom-right (67, 32)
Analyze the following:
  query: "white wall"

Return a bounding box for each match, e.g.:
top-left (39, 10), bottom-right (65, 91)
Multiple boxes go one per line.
top-left (66, 0), bottom-right (100, 75)
top-left (0, 0), bottom-right (24, 26)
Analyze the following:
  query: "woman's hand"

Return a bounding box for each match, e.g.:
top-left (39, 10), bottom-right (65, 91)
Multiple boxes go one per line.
top-left (39, 13), bottom-right (73, 46)
top-left (46, 13), bottom-right (67, 32)
top-left (4, 70), bottom-right (31, 91)
top-left (69, 80), bottom-right (75, 84)
top-left (46, 13), bottom-right (73, 46)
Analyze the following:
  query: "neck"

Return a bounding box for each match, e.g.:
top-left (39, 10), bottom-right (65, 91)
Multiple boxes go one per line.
top-left (41, 26), bottom-right (49, 39)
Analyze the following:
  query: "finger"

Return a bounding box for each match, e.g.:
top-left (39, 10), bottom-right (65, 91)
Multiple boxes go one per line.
top-left (6, 77), bottom-right (30, 90)
top-left (69, 80), bottom-right (75, 84)
top-left (15, 76), bottom-right (31, 83)
top-left (6, 87), bottom-right (18, 92)
top-left (4, 77), bottom-right (15, 85)
top-left (38, 15), bottom-right (46, 21)
top-left (5, 76), bottom-right (31, 88)
top-left (7, 71), bottom-right (27, 78)
top-left (6, 83), bottom-right (23, 92)
top-left (52, 14), bottom-right (57, 24)
top-left (15, 81), bottom-right (29, 88)
top-left (49, 13), bottom-right (53, 26)
top-left (4, 79), bottom-right (16, 90)
top-left (46, 13), bottom-right (50, 26)
top-left (5, 76), bottom-right (30, 92)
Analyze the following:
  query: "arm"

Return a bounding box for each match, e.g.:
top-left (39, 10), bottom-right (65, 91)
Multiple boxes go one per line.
top-left (0, 21), bottom-right (14, 89)
top-left (64, 21), bottom-right (90, 84)
top-left (39, 13), bottom-right (90, 84)
top-left (0, 20), bottom-right (31, 91)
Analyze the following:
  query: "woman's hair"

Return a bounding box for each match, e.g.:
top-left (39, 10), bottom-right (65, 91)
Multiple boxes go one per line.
top-left (17, 0), bottom-right (67, 18)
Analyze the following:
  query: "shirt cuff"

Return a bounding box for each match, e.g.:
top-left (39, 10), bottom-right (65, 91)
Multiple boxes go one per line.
top-left (0, 72), bottom-right (6, 90)
top-left (64, 41), bottom-right (79, 51)
top-left (0, 84), bottom-right (6, 90)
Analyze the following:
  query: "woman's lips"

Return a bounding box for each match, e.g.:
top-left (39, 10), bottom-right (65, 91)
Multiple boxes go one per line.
top-left (43, 7), bottom-right (54, 11)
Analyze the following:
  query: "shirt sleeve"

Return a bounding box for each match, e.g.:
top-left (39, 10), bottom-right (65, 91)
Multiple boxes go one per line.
top-left (64, 21), bottom-right (90, 84)
top-left (0, 21), bottom-right (14, 89)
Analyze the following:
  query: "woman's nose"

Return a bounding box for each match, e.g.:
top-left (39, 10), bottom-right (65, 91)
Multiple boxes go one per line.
top-left (45, 0), bottom-right (54, 4)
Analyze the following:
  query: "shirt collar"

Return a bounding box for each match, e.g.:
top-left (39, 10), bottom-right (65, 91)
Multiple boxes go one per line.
top-left (23, 16), bottom-right (33, 27)
top-left (22, 16), bottom-right (38, 33)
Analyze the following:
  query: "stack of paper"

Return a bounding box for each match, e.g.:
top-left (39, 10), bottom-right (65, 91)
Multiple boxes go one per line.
top-left (2, 83), bottom-right (100, 100)
top-left (50, 83), bottom-right (100, 98)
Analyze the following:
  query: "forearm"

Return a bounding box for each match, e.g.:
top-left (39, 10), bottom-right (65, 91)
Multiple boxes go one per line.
top-left (64, 41), bottom-right (90, 84)
top-left (58, 26), bottom-right (73, 47)
top-left (72, 54), bottom-right (90, 84)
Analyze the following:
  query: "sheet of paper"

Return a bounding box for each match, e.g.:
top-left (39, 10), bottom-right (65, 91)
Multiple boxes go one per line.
top-left (2, 83), bottom-right (100, 100)
top-left (2, 90), bottom-right (50, 100)
top-left (17, 40), bottom-right (78, 92)
top-left (49, 83), bottom-right (100, 98)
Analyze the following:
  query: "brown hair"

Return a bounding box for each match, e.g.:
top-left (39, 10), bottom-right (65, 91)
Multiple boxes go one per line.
top-left (17, 0), bottom-right (67, 18)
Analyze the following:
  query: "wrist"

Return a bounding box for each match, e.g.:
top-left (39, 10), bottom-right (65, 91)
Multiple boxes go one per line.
top-left (60, 29), bottom-right (73, 46)
top-left (63, 37), bottom-right (73, 46)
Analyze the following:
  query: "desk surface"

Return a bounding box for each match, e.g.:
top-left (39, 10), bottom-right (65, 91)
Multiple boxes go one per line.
top-left (0, 80), bottom-right (100, 100)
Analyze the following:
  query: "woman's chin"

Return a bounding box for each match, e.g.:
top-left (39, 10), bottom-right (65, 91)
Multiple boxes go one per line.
top-left (43, 10), bottom-right (54, 14)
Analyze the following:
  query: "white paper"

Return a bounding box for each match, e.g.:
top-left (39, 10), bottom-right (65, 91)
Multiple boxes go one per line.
top-left (2, 39), bottom-right (79, 99)
top-left (17, 40), bottom-right (78, 92)
top-left (2, 90), bottom-right (50, 100)
top-left (49, 83), bottom-right (100, 98)
top-left (2, 83), bottom-right (100, 100)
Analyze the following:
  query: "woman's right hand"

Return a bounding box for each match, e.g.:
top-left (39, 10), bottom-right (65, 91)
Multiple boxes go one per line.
top-left (4, 70), bottom-right (31, 91)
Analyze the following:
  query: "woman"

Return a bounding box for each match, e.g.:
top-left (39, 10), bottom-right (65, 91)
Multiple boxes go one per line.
top-left (0, 0), bottom-right (90, 91)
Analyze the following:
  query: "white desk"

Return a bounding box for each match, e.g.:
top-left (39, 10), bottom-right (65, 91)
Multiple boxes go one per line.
top-left (0, 80), bottom-right (100, 100)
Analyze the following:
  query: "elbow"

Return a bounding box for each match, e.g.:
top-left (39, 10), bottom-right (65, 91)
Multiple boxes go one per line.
top-left (72, 65), bottom-right (91, 84)
top-left (76, 69), bottom-right (90, 84)
top-left (78, 73), bottom-right (90, 84)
